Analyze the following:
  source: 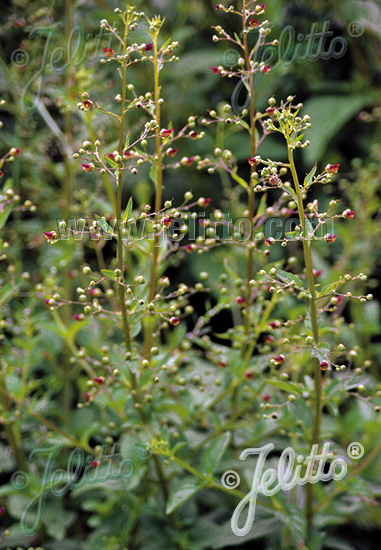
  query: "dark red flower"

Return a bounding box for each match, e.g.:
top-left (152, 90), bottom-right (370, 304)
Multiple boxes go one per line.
top-left (43, 231), bottom-right (56, 240)
top-left (90, 459), bottom-right (100, 468)
top-left (0, 170), bottom-right (4, 178)
top-left (274, 355), bottom-right (284, 365)
top-left (313, 269), bottom-right (323, 278)
top-left (162, 217), bottom-right (173, 226)
top-left (189, 131), bottom-right (198, 139)
top-left (123, 149), bottom-right (135, 158)
top-left (236, 296), bottom-right (245, 305)
top-left (211, 66), bottom-right (221, 74)
top-left (73, 314), bottom-right (84, 321)
top-left (13, 148), bottom-right (22, 156)
top-left (320, 360), bottom-right (329, 371)
top-left (269, 177), bottom-right (278, 186)
top-left (170, 317), bottom-right (180, 326)
top-left (324, 234), bottom-right (337, 243)
top-left (82, 100), bottom-right (93, 110)
top-left (0, 506), bottom-right (5, 516)
top-left (44, 299), bottom-right (51, 306)
top-left (264, 238), bottom-right (274, 246)
top-left (167, 148), bottom-right (178, 157)
top-left (93, 377), bottom-right (104, 385)
top-left (247, 157), bottom-right (257, 166)
top-left (185, 244), bottom-right (196, 252)
top-left (106, 152), bottom-right (117, 161)
top-left (218, 359), bottom-right (227, 368)
top-left (266, 107), bottom-right (275, 115)
top-left (261, 65), bottom-right (271, 73)
top-left (264, 335), bottom-right (274, 344)
top-left (103, 48), bottom-right (114, 57)
top-left (145, 43), bottom-right (153, 51)
top-left (268, 321), bottom-right (280, 329)
top-left (161, 128), bottom-right (173, 138)
top-left (183, 156), bottom-right (195, 166)
top-left (245, 371), bottom-right (254, 380)
top-left (81, 163), bottom-right (95, 172)
top-left (263, 394), bottom-right (271, 402)
top-left (343, 209), bottom-right (355, 219)
top-left (250, 19), bottom-right (258, 27)
top-left (327, 163), bottom-right (340, 174)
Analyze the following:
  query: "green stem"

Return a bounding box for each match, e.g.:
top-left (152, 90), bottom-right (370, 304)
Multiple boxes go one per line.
top-left (288, 147), bottom-right (321, 535)
top-left (115, 20), bottom-right (132, 354)
top-left (242, 0), bottom-right (256, 350)
top-left (144, 34), bottom-right (163, 360)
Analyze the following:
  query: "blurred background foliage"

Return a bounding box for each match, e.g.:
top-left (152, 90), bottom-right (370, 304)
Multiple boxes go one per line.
top-left (0, 0), bottom-right (380, 548)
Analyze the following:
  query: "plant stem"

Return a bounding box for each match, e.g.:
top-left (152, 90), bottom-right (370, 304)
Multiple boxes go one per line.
top-left (116, 19), bottom-right (132, 354)
top-left (242, 0), bottom-right (256, 347)
top-left (288, 147), bottom-right (322, 535)
top-left (144, 34), bottom-right (163, 359)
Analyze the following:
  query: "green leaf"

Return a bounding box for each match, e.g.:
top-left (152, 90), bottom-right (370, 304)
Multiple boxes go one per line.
top-left (123, 196), bottom-right (133, 223)
top-left (124, 131), bottom-right (130, 149)
top-left (166, 477), bottom-right (202, 514)
top-left (95, 215), bottom-right (114, 234)
top-left (256, 193), bottom-right (267, 217)
top-left (101, 269), bottom-right (117, 280)
top-left (149, 164), bottom-right (157, 184)
top-left (305, 217), bottom-right (314, 238)
top-left (209, 518), bottom-right (280, 548)
top-left (303, 94), bottom-right (373, 164)
top-left (200, 432), bottom-right (231, 474)
top-left (272, 268), bottom-right (304, 289)
top-left (265, 379), bottom-right (303, 394)
top-left (304, 163), bottom-right (317, 187)
top-left (230, 166), bottom-right (249, 189)
top-left (0, 204), bottom-right (12, 230)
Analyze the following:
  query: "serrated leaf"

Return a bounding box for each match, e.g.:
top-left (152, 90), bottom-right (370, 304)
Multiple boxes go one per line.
top-left (273, 268), bottom-right (304, 289)
top-left (166, 477), bottom-right (202, 514)
top-left (123, 197), bottom-right (133, 223)
top-left (95, 215), bottom-right (114, 234)
top-left (200, 432), bottom-right (231, 475)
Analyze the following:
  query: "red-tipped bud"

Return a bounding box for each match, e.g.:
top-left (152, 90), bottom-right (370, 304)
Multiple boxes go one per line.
top-left (145, 43), bottom-right (153, 51)
top-left (247, 157), bottom-right (257, 166)
top-left (326, 163), bottom-right (340, 174)
top-left (236, 296), bottom-right (245, 305)
top-left (161, 128), bottom-right (173, 138)
top-left (90, 459), bottom-right (100, 468)
top-left (44, 299), bottom-right (51, 306)
top-left (250, 19), bottom-right (259, 27)
top-left (83, 392), bottom-right (91, 400)
top-left (81, 163), bottom-right (95, 172)
top-left (123, 149), bottom-right (135, 159)
top-left (13, 147), bottom-right (22, 156)
top-left (103, 48), bottom-right (114, 57)
top-left (198, 197), bottom-right (212, 207)
top-left (216, 4), bottom-right (223, 10)
top-left (320, 360), bottom-right (329, 371)
top-left (43, 231), bottom-right (56, 240)
top-left (170, 317), bottom-right (180, 326)
top-left (166, 148), bottom-right (178, 157)
top-left (313, 269), bottom-right (323, 277)
top-left (264, 238), bottom-right (274, 246)
top-left (269, 177), bottom-right (278, 186)
top-left (106, 152), bottom-right (117, 161)
top-left (189, 131), bottom-right (198, 139)
top-left (185, 244), bottom-right (196, 252)
top-left (93, 377), bottom-right (104, 385)
top-left (261, 65), bottom-right (271, 73)
top-left (73, 314), bottom-right (84, 321)
top-left (218, 359), bottom-right (227, 368)
top-left (342, 209), bottom-right (355, 219)
top-left (211, 66), bottom-right (221, 74)
top-left (256, 3), bottom-right (265, 12)
top-left (263, 394), bottom-right (271, 402)
top-left (264, 335), bottom-right (275, 344)
top-left (324, 233), bottom-right (337, 243)
top-left (266, 107), bottom-right (275, 115)
top-left (183, 156), bottom-right (195, 166)
top-left (245, 370), bottom-right (254, 380)
top-left (162, 217), bottom-right (173, 227)
top-left (274, 354), bottom-right (284, 365)
top-left (268, 321), bottom-right (280, 329)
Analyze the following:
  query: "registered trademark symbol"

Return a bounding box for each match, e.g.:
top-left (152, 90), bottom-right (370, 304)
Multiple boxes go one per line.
top-left (347, 21), bottom-right (364, 37)
top-left (347, 442), bottom-right (364, 459)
